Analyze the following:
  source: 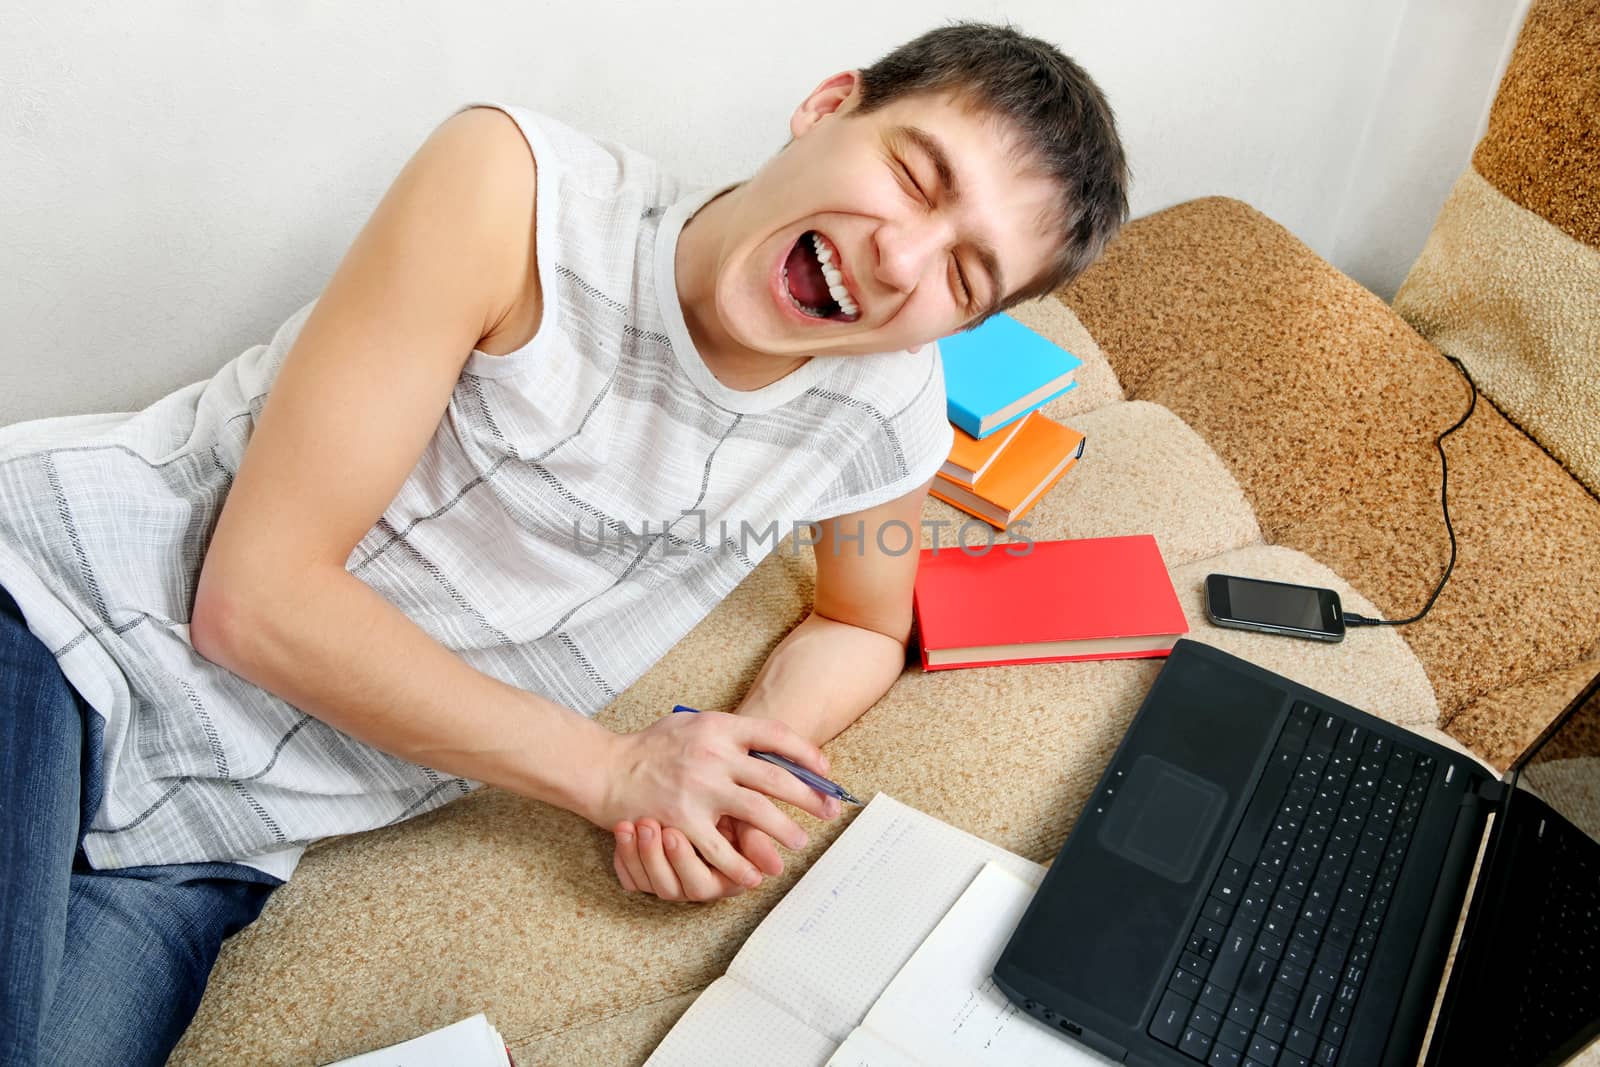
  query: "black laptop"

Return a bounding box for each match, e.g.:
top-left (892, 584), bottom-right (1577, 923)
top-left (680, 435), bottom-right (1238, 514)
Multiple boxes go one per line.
top-left (995, 638), bottom-right (1600, 1066)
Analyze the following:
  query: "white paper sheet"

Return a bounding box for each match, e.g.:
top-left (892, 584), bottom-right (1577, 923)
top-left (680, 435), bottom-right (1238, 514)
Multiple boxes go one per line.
top-left (321, 1012), bottom-right (509, 1067)
top-left (647, 795), bottom-right (1045, 1067)
top-left (827, 863), bottom-right (1113, 1066)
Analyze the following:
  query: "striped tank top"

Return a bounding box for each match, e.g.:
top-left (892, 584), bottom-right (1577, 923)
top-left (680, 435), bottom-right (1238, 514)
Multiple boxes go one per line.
top-left (0, 101), bottom-right (951, 879)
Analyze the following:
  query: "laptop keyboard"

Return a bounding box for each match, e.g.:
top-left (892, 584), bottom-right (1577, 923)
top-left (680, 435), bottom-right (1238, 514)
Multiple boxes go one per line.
top-left (1147, 702), bottom-right (1436, 1067)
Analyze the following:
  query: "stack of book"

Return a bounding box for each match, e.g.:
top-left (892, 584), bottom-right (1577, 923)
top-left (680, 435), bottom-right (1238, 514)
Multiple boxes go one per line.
top-left (934, 314), bottom-right (1086, 528)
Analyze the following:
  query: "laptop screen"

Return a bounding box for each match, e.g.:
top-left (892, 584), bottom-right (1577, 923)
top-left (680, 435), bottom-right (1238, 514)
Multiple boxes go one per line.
top-left (1514, 672), bottom-right (1600, 835)
top-left (1431, 671), bottom-right (1600, 1066)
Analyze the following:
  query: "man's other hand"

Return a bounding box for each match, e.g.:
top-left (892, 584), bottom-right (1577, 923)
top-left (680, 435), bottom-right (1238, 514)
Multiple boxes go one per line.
top-left (611, 809), bottom-right (830, 901)
top-left (592, 710), bottom-right (836, 891)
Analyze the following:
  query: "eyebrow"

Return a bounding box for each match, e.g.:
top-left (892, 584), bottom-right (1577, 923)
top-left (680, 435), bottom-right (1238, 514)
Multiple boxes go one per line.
top-left (890, 124), bottom-right (1006, 316)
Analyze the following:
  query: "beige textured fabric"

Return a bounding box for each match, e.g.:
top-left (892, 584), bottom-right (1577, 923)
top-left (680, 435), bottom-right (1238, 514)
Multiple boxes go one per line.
top-left (1006, 295), bottom-right (1127, 419)
top-left (1394, 167), bottom-right (1600, 495)
top-left (1524, 758), bottom-right (1600, 841)
top-left (1167, 546), bottom-right (1441, 732)
top-left (921, 399), bottom-right (1263, 568)
top-left (510, 992), bottom-right (699, 1067)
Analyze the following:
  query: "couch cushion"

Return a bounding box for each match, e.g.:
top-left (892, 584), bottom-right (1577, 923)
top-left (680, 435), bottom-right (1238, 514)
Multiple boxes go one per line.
top-left (1005, 293), bottom-right (1127, 419)
top-left (170, 534), bottom-right (1438, 1066)
top-left (1467, 0), bottom-right (1600, 250)
top-left (1393, 0), bottom-right (1600, 499)
top-left (170, 293), bottom-right (1440, 1062)
top-left (1444, 657), bottom-right (1600, 772)
top-left (1394, 169), bottom-right (1600, 497)
top-left (176, 538), bottom-right (1440, 1066)
top-left (515, 993), bottom-right (699, 1066)
top-left (1055, 196), bottom-right (1600, 734)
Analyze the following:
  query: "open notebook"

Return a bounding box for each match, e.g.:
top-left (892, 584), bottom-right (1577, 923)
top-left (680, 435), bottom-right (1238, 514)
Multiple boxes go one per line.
top-left (321, 1012), bottom-right (510, 1066)
top-left (647, 794), bottom-right (1112, 1066)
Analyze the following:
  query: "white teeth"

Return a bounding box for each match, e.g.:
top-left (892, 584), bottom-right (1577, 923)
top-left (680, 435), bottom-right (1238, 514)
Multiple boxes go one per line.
top-left (809, 232), bottom-right (857, 317)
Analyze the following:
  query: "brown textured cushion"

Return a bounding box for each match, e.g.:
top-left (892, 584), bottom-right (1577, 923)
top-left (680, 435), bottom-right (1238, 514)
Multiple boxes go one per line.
top-left (1447, 657), bottom-right (1600, 772)
top-left (1056, 196), bottom-right (1600, 729)
top-left (1471, 0), bottom-right (1600, 248)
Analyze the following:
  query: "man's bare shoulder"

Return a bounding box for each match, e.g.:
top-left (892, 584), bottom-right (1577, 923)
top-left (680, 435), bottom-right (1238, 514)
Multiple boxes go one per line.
top-left (437, 105), bottom-right (543, 357)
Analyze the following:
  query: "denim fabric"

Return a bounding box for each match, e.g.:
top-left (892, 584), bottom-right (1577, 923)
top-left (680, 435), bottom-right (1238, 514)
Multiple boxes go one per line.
top-left (0, 583), bottom-right (282, 1066)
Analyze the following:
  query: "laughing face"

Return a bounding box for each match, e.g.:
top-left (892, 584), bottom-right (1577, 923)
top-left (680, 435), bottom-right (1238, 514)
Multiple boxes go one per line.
top-left (674, 70), bottom-right (1065, 380)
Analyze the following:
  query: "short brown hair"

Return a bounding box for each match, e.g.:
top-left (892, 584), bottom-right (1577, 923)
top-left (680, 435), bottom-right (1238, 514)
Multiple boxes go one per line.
top-left (853, 21), bottom-right (1130, 325)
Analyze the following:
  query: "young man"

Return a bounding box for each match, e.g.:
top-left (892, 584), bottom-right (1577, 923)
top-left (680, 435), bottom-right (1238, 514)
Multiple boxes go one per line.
top-left (606, 29), bottom-right (1131, 900)
top-left (0, 21), bottom-right (1125, 1063)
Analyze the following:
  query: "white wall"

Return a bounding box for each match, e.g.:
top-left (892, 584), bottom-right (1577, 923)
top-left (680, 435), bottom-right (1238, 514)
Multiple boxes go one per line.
top-left (1, 0), bottom-right (1525, 427)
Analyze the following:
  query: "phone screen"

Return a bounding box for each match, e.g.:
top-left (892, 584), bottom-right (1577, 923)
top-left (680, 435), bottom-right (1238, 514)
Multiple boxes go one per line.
top-left (1226, 577), bottom-right (1326, 630)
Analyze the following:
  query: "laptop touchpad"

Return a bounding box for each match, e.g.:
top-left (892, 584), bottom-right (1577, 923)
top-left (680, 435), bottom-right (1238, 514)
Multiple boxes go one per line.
top-left (1097, 754), bottom-right (1227, 884)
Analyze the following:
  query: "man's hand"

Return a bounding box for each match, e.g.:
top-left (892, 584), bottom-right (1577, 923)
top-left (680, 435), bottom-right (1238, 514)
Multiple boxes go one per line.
top-left (590, 710), bottom-right (837, 890)
top-left (612, 813), bottom-right (806, 901)
top-left (607, 483), bottom-right (934, 900)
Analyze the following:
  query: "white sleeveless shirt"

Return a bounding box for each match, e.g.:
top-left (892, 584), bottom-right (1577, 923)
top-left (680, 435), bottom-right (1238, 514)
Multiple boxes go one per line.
top-left (0, 101), bottom-right (951, 879)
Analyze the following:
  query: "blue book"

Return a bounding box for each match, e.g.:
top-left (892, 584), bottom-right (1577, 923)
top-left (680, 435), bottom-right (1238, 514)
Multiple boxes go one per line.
top-left (938, 313), bottom-right (1082, 439)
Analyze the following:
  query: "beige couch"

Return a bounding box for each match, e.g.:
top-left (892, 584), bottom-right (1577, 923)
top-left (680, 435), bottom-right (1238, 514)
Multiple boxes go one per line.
top-left (170, 2), bottom-right (1600, 1062)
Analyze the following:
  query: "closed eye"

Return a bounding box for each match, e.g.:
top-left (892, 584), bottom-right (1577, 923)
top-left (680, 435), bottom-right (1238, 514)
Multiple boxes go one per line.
top-left (895, 153), bottom-right (974, 310)
top-left (895, 157), bottom-right (927, 204)
top-left (952, 258), bottom-right (972, 307)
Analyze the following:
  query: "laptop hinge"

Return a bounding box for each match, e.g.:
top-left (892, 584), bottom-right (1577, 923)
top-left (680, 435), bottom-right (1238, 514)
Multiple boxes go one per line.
top-left (1474, 777), bottom-right (1509, 808)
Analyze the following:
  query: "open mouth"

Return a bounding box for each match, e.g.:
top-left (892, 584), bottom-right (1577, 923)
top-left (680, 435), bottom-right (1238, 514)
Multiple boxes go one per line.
top-left (782, 231), bottom-right (861, 323)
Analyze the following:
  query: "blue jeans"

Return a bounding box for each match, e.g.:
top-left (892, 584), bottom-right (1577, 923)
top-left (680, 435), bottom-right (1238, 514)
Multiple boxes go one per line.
top-left (0, 583), bottom-right (282, 1066)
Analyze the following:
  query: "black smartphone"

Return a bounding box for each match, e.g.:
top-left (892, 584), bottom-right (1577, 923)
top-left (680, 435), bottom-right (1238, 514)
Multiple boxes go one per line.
top-left (1204, 573), bottom-right (1345, 642)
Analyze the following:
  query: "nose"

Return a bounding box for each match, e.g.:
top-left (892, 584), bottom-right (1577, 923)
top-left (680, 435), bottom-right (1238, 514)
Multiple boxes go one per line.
top-left (872, 219), bottom-right (951, 295)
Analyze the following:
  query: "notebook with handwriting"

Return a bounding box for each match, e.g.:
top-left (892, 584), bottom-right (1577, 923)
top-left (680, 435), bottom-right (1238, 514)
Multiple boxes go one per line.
top-left (645, 795), bottom-right (1050, 1067)
top-left (825, 862), bottom-right (1112, 1066)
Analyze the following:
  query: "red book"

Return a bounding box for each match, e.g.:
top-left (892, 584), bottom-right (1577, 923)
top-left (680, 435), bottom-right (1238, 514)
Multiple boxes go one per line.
top-left (912, 534), bottom-right (1189, 670)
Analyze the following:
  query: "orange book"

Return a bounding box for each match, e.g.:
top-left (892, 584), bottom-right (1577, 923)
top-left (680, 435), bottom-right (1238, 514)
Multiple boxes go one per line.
top-left (940, 412), bottom-right (1032, 487)
top-left (929, 414), bottom-right (1085, 529)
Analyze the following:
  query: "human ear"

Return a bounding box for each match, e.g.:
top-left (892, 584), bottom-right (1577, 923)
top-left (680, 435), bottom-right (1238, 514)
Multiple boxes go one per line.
top-left (789, 70), bottom-right (863, 139)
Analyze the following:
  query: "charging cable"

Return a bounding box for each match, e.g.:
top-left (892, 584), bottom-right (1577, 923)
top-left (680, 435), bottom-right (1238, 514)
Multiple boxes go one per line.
top-left (1342, 355), bottom-right (1477, 628)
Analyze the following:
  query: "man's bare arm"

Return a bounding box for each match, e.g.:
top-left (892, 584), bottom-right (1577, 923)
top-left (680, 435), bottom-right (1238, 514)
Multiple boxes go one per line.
top-left (735, 480), bottom-right (929, 741)
top-left (614, 481), bottom-right (931, 899)
top-left (193, 107), bottom-right (829, 886)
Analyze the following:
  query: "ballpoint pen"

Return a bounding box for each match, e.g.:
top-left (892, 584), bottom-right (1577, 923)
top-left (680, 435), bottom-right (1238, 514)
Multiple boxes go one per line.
top-left (672, 705), bottom-right (863, 805)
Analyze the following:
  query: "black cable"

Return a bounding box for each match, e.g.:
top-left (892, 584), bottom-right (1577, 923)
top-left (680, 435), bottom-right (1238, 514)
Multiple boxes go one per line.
top-left (1343, 354), bottom-right (1477, 628)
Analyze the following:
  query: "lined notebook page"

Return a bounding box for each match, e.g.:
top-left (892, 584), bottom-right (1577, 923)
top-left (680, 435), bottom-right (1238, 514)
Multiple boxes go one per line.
top-left (827, 863), bottom-right (1112, 1066)
top-left (641, 975), bottom-right (837, 1067)
top-left (648, 794), bottom-right (1044, 1066)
